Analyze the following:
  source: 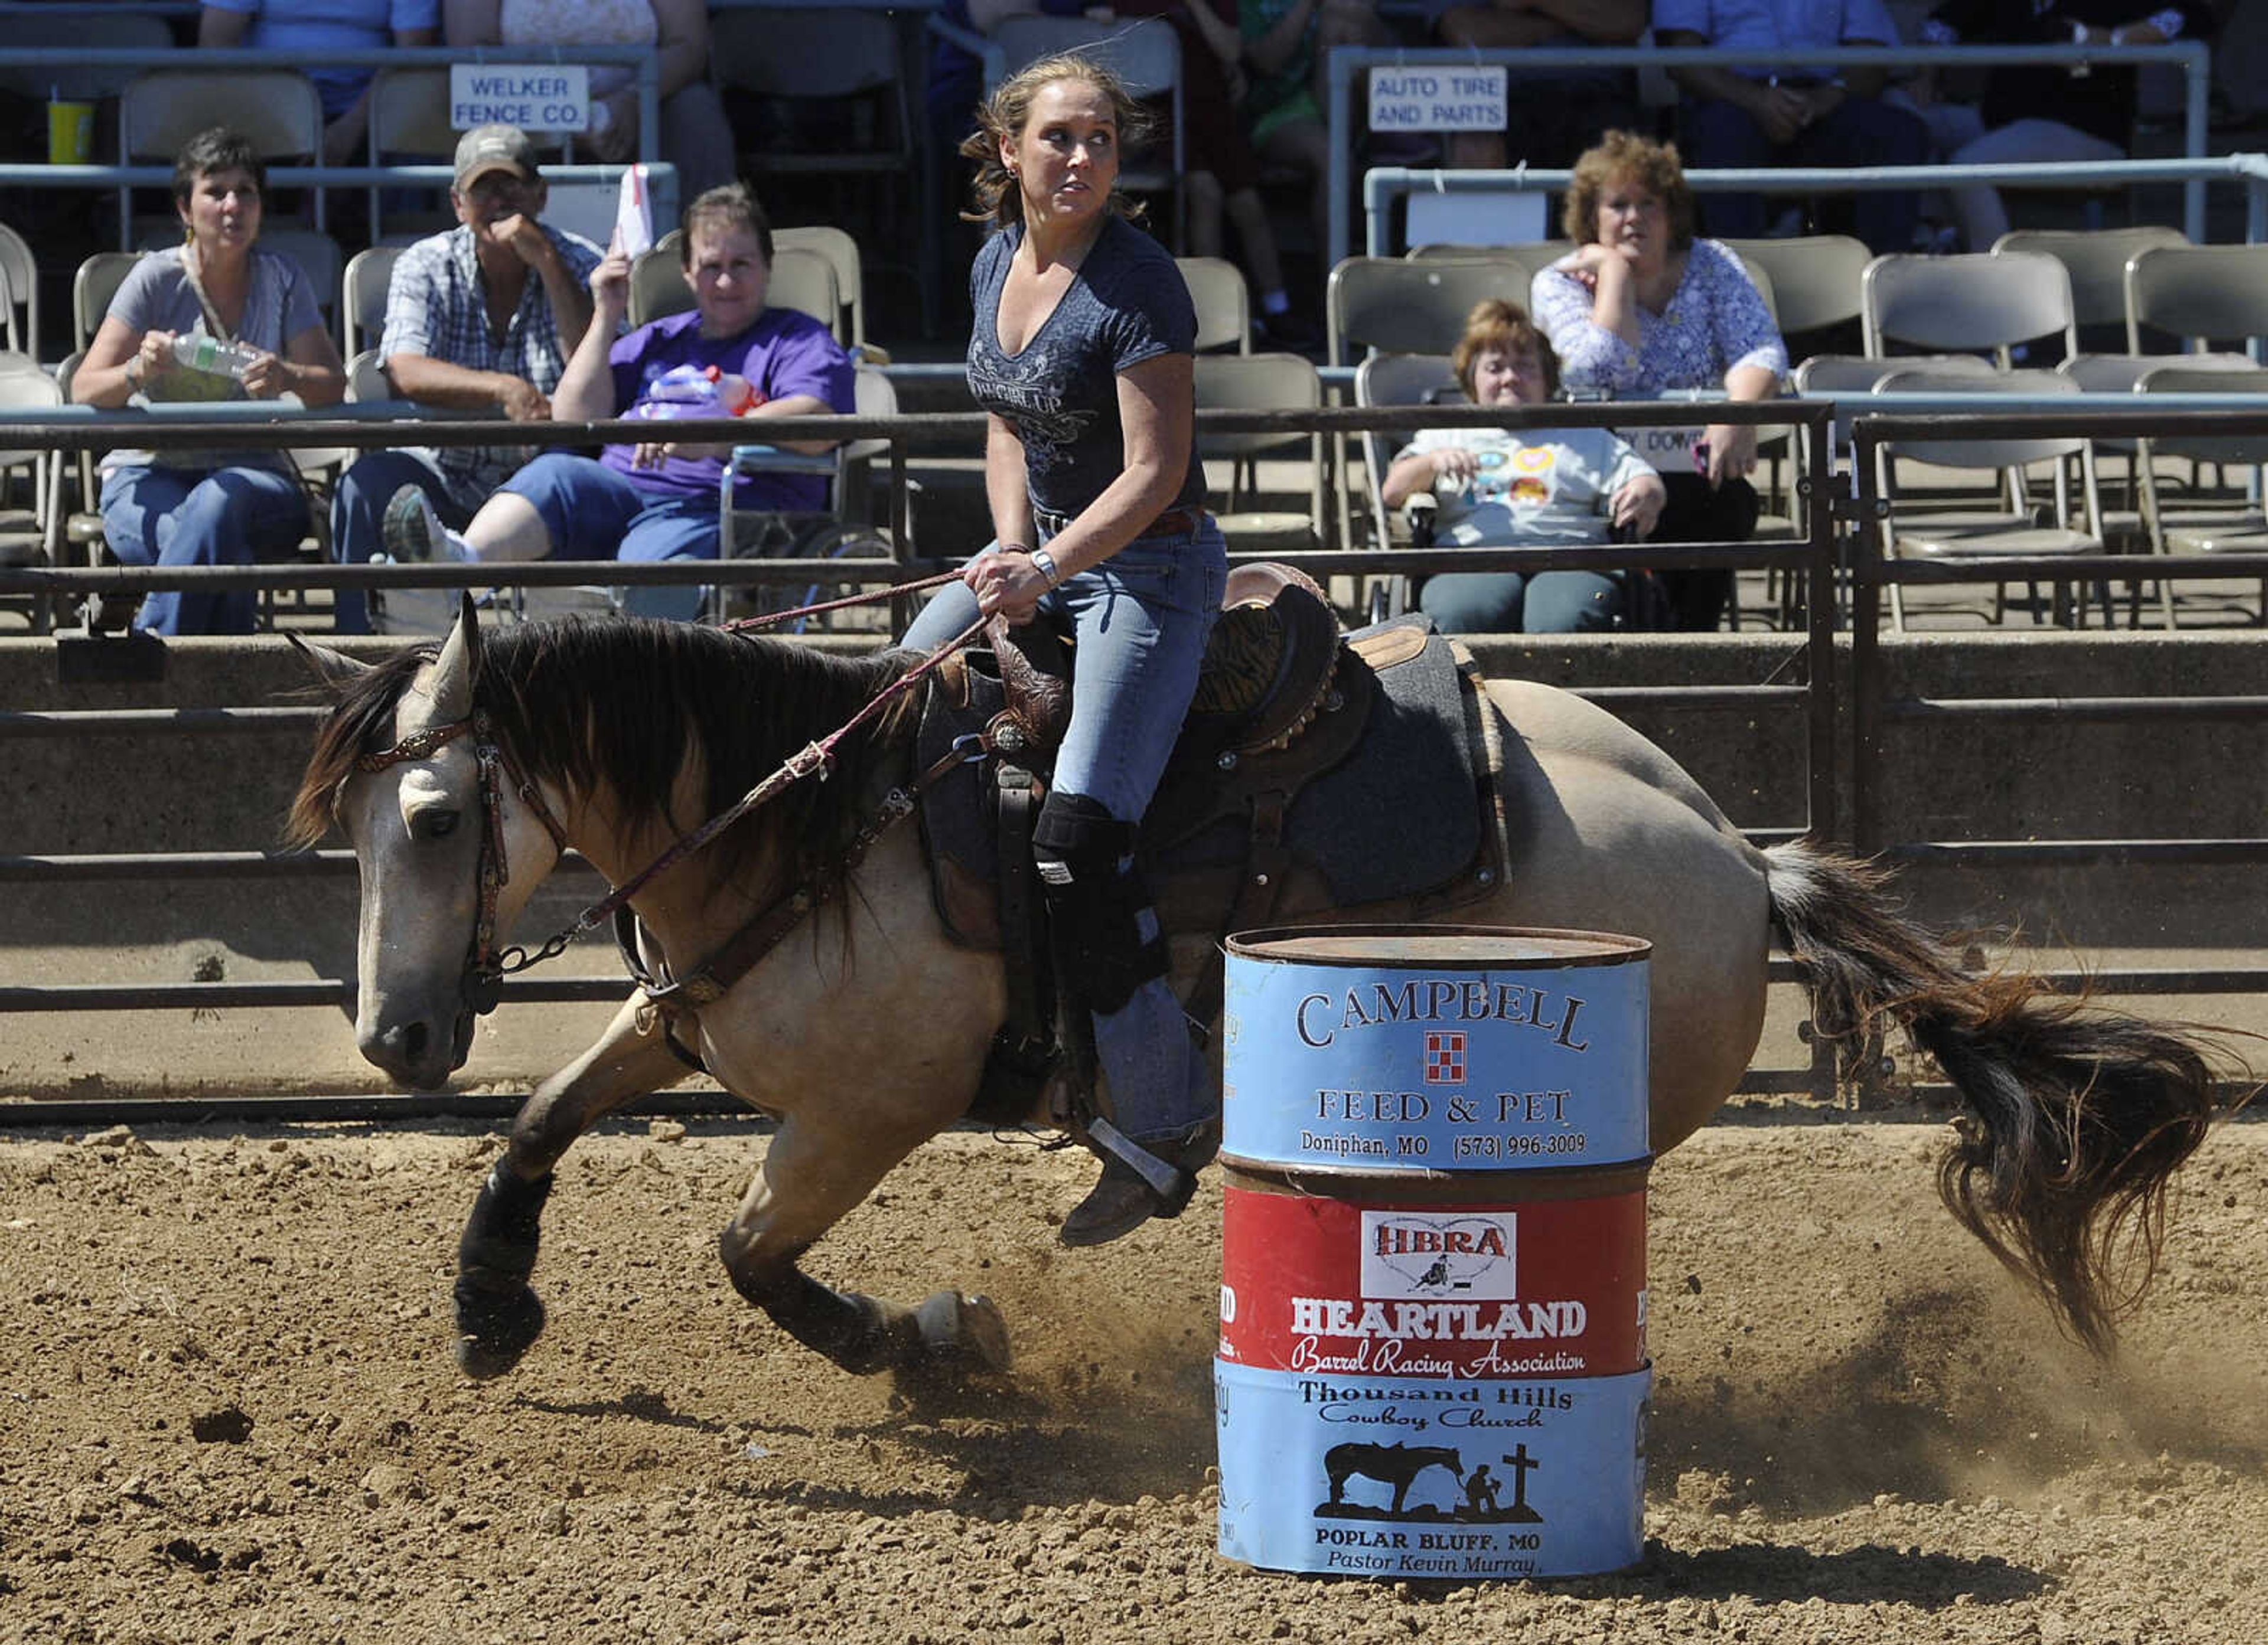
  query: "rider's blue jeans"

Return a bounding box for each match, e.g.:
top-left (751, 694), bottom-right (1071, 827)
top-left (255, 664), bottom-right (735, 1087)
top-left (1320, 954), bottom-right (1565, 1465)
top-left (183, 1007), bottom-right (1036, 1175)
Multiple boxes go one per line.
top-left (903, 518), bottom-right (1228, 1143)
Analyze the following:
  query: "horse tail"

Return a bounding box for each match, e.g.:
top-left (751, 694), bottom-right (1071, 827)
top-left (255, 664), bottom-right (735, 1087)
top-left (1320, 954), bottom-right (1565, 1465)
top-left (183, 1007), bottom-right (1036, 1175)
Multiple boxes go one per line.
top-left (1761, 837), bottom-right (2230, 1355)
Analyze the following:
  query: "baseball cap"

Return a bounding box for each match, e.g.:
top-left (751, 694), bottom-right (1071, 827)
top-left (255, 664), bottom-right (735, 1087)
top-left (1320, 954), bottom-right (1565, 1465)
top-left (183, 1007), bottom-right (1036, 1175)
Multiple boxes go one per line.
top-left (454, 125), bottom-right (539, 191)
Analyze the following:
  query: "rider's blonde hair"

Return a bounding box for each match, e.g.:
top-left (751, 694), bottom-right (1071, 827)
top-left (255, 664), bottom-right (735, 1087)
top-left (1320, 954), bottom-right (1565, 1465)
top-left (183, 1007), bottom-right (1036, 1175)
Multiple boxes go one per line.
top-left (959, 52), bottom-right (1153, 229)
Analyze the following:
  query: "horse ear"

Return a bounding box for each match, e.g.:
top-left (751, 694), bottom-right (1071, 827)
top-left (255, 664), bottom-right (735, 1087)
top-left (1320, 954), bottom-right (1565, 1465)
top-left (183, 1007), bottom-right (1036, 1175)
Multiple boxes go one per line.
top-left (405, 593), bottom-right (482, 731)
top-left (285, 632), bottom-right (372, 697)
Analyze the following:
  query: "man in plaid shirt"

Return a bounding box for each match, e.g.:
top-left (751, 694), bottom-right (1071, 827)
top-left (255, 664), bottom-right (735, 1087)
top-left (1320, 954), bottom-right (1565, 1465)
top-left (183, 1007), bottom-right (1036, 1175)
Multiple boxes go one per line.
top-left (327, 125), bottom-right (602, 632)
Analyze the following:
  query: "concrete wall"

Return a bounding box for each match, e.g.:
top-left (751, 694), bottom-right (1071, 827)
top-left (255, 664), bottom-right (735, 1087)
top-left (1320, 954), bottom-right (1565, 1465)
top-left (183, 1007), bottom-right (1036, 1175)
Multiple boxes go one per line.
top-left (3, 627), bottom-right (2262, 1095)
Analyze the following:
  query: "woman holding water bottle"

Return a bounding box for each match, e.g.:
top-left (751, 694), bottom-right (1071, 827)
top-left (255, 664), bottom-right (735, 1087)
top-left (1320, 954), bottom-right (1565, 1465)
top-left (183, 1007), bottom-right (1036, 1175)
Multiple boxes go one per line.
top-left (1531, 130), bottom-right (1786, 632)
top-left (73, 128), bottom-right (345, 636)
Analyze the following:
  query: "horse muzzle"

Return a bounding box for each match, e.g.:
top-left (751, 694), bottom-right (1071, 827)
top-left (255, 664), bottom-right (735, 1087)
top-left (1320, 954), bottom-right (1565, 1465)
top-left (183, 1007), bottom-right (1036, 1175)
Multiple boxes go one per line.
top-left (359, 997), bottom-right (477, 1090)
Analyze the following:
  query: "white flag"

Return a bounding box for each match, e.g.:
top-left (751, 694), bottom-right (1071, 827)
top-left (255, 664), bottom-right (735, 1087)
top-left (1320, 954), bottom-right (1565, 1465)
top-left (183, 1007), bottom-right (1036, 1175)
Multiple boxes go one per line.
top-left (614, 164), bottom-right (654, 259)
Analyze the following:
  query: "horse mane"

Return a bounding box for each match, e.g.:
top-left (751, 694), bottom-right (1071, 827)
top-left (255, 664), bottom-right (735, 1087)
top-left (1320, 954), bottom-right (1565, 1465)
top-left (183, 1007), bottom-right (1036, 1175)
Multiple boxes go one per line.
top-left (288, 620), bottom-right (925, 893)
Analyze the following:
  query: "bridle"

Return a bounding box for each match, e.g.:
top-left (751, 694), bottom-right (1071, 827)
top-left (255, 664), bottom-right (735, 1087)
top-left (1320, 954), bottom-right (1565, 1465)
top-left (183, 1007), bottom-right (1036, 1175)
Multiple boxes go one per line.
top-left (347, 609), bottom-right (988, 1023)
top-left (353, 711), bottom-right (571, 1016)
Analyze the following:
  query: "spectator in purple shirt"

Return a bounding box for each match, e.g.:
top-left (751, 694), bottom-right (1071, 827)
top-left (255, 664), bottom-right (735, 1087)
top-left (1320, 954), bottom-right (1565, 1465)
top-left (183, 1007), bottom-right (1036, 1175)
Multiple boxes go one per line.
top-left (1655, 0), bottom-right (1930, 254)
top-left (381, 183), bottom-right (853, 621)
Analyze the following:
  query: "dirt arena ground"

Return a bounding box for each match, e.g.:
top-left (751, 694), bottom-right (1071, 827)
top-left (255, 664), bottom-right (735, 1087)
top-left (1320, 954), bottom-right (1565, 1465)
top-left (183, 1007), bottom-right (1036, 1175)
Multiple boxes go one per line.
top-left (2, 1106), bottom-right (2264, 1643)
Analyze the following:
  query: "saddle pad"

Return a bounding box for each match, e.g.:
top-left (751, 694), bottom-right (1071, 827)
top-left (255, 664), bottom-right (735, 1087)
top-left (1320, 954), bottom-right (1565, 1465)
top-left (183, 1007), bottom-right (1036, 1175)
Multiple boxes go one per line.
top-left (1275, 615), bottom-right (1482, 903)
top-left (1149, 615), bottom-right (1484, 906)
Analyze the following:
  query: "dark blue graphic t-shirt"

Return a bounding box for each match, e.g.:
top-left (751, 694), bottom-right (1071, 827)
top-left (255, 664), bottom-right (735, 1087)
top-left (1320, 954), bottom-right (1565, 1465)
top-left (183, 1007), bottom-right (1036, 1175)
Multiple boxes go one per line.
top-left (966, 216), bottom-right (1205, 522)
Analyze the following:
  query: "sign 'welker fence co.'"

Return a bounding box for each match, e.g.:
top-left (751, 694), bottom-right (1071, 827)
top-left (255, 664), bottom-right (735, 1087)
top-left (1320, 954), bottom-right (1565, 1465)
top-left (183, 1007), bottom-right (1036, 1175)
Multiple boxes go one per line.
top-left (450, 64), bottom-right (593, 134)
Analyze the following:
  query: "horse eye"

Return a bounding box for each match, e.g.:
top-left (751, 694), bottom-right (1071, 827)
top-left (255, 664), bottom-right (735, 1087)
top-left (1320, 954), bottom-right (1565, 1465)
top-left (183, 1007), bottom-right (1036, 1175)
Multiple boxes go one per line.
top-left (414, 809), bottom-right (461, 840)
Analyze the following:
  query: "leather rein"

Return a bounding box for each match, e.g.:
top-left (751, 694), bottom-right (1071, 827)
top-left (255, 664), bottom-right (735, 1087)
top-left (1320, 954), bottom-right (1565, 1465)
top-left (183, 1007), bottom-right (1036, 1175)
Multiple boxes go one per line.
top-left (353, 712), bottom-right (573, 1017)
top-left (351, 613), bottom-right (988, 1024)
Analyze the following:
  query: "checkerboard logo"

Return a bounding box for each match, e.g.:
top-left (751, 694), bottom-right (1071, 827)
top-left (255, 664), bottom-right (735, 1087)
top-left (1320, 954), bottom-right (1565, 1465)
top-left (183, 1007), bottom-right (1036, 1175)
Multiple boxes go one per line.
top-left (1425, 1030), bottom-right (1466, 1084)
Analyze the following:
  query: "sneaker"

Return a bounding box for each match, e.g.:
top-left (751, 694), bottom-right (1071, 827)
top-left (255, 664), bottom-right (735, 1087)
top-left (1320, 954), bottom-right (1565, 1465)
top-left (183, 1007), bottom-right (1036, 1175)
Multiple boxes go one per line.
top-left (382, 484), bottom-right (461, 563)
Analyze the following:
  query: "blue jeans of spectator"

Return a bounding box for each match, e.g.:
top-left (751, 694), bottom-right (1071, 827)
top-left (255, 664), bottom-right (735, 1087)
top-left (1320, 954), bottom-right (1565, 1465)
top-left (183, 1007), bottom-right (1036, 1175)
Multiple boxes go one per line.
top-left (1419, 568), bottom-right (1625, 634)
top-left (329, 448), bottom-right (474, 635)
top-left (1682, 93), bottom-right (1930, 254)
top-left (501, 452), bottom-right (721, 623)
top-left (902, 519), bottom-right (1230, 1143)
top-left (99, 463), bottom-right (311, 637)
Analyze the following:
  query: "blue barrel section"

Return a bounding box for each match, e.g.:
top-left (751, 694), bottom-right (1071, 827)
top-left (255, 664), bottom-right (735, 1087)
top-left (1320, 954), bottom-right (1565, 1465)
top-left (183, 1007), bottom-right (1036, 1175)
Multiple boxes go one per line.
top-left (1215, 1360), bottom-right (1652, 1578)
top-left (1220, 926), bottom-right (1651, 1173)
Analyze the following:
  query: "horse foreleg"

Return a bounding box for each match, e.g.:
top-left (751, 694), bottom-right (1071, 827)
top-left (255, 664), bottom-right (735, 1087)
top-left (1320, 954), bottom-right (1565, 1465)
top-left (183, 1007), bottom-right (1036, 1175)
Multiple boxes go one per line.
top-left (716, 1117), bottom-right (1010, 1380)
top-left (454, 993), bottom-right (691, 1379)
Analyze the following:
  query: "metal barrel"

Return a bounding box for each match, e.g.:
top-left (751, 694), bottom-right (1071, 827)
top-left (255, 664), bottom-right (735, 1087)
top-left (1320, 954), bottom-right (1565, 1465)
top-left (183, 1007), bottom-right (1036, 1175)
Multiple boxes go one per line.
top-left (1214, 926), bottom-right (1653, 1579)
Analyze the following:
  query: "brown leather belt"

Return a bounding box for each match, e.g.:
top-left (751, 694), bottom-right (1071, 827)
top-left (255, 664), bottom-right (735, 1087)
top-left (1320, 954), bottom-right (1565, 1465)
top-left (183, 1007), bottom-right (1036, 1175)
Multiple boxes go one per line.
top-left (1034, 505), bottom-right (1205, 540)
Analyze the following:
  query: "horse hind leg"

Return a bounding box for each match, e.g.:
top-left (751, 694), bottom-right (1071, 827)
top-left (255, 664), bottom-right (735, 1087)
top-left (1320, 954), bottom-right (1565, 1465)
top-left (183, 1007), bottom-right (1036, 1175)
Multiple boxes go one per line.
top-left (455, 993), bottom-right (692, 1379)
top-left (718, 1117), bottom-right (1011, 1380)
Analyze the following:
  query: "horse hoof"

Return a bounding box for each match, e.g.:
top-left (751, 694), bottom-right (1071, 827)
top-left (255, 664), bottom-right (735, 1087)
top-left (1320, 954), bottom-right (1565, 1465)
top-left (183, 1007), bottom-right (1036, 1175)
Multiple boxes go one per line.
top-left (913, 1290), bottom-right (1012, 1376)
top-left (452, 1285), bottom-right (546, 1380)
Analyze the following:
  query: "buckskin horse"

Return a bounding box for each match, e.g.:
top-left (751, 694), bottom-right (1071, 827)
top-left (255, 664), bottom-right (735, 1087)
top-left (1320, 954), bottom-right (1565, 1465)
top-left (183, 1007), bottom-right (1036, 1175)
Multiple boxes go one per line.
top-left (288, 596), bottom-right (2229, 1382)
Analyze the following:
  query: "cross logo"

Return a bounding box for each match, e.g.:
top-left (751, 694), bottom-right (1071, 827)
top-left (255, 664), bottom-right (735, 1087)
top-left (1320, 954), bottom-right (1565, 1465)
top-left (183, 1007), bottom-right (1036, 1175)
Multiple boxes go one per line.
top-left (1425, 1030), bottom-right (1466, 1084)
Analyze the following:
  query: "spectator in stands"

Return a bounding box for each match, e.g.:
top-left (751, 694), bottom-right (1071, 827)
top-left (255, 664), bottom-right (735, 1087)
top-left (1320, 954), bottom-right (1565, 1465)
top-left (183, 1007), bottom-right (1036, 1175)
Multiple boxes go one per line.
top-left (928, 0), bottom-right (1091, 329)
top-left (444, 0), bottom-right (738, 201)
top-left (1531, 130), bottom-right (1787, 631)
top-left (380, 182), bottom-right (852, 622)
top-left (1239, 0), bottom-right (1395, 279)
top-left (198, 1), bottom-right (439, 168)
top-left (1914, 2), bottom-right (2215, 252)
top-left (1117, 0), bottom-right (1314, 344)
top-left (1381, 299), bottom-right (1666, 633)
top-left (328, 124), bottom-right (602, 634)
top-left (1655, 0), bottom-right (1931, 254)
top-left (71, 128), bottom-right (347, 637)
top-left (1432, 2), bottom-right (1647, 174)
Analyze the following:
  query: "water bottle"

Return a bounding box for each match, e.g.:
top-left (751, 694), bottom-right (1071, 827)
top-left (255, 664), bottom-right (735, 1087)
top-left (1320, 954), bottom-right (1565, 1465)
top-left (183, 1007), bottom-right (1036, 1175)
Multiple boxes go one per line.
top-left (627, 364), bottom-right (767, 421)
top-left (171, 332), bottom-right (260, 380)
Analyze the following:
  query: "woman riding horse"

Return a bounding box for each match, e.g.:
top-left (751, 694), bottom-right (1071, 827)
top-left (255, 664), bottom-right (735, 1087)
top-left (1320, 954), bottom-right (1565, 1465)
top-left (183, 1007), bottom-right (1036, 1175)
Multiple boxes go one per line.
top-left (901, 53), bottom-right (1229, 1246)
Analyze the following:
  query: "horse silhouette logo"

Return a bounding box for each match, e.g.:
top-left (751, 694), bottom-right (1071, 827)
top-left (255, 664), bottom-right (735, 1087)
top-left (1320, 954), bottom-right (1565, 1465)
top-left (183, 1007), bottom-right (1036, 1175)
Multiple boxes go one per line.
top-left (1316, 1442), bottom-right (1465, 1517)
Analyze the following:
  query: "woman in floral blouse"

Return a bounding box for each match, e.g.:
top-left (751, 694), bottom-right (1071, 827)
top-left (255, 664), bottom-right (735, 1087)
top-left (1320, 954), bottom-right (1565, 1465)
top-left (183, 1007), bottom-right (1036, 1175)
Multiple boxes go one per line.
top-left (1531, 130), bottom-right (1787, 631)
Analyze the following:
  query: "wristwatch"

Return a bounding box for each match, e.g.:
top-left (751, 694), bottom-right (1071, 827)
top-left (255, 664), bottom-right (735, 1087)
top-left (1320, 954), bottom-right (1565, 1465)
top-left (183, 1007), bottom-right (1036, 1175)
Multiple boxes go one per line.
top-left (1029, 546), bottom-right (1063, 588)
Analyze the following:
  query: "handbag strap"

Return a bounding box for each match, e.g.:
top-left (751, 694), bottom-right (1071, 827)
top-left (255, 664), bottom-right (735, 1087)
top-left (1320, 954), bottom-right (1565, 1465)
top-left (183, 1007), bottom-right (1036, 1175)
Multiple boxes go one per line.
top-left (179, 244), bottom-right (239, 345)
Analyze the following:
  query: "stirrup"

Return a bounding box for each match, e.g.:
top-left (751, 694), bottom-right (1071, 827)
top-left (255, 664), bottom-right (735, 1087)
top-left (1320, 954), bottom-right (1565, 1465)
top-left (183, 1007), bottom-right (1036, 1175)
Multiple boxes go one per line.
top-left (1058, 1118), bottom-right (1214, 1248)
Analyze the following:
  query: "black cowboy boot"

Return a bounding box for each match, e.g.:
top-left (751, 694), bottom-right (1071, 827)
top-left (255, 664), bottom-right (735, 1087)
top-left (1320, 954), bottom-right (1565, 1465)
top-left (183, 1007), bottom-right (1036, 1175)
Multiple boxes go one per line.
top-left (1061, 1111), bottom-right (1221, 1246)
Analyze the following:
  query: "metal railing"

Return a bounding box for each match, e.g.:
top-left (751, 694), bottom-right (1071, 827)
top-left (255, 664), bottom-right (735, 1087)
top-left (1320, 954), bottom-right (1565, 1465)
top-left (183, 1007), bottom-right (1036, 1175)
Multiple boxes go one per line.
top-left (17, 396), bottom-right (2268, 1116)
top-left (1326, 41), bottom-right (2216, 266)
top-left (0, 398), bottom-right (1848, 1114)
